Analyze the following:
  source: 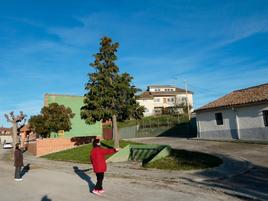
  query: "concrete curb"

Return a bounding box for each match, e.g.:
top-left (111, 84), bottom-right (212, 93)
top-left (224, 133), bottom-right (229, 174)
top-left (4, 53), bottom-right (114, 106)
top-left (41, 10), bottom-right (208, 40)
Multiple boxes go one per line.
top-left (221, 189), bottom-right (262, 201)
top-left (192, 155), bottom-right (254, 182)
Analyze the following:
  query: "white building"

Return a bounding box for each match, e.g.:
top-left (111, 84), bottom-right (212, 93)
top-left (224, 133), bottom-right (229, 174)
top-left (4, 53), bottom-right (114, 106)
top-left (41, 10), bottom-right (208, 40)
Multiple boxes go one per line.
top-left (137, 85), bottom-right (193, 116)
top-left (195, 83), bottom-right (268, 141)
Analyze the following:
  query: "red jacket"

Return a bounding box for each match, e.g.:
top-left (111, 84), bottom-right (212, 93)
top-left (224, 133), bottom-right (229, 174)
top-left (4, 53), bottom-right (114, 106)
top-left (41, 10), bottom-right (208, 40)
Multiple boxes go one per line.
top-left (90, 146), bottom-right (116, 173)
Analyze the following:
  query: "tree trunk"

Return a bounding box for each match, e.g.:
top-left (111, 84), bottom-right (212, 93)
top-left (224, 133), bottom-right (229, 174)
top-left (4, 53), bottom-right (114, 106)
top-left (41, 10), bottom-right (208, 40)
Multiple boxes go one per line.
top-left (112, 114), bottom-right (120, 148)
top-left (12, 123), bottom-right (18, 151)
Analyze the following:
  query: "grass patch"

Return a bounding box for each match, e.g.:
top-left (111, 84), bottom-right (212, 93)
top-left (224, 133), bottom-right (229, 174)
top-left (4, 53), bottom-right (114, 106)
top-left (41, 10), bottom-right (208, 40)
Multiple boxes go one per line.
top-left (103, 114), bottom-right (190, 128)
top-left (42, 140), bottom-right (143, 163)
top-left (144, 149), bottom-right (222, 170)
top-left (117, 120), bottom-right (139, 128)
top-left (42, 144), bottom-right (92, 163)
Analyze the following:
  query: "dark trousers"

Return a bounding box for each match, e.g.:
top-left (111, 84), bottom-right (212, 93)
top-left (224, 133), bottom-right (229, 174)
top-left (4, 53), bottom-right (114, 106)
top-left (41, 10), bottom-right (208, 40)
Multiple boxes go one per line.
top-left (94, 173), bottom-right (104, 190)
top-left (15, 166), bottom-right (22, 179)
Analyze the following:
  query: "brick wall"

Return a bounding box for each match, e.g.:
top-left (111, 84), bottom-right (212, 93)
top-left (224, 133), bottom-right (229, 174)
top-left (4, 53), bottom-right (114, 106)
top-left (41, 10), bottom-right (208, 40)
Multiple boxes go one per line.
top-left (27, 141), bottom-right (37, 156)
top-left (34, 138), bottom-right (77, 156)
top-left (103, 128), bottom-right (113, 139)
top-left (27, 138), bottom-right (75, 157)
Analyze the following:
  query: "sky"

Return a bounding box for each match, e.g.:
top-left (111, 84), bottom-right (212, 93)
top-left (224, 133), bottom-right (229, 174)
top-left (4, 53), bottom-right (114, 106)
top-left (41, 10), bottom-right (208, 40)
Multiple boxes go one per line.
top-left (1, 0), bottom-right (268, 127)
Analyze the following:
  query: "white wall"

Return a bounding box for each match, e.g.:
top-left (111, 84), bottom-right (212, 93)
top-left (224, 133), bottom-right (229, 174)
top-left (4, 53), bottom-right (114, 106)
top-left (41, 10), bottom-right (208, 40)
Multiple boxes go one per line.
top-left (236, 104), bottom-right (268, 140)
top-left (137, 99), bottom-right (155, 116)
top-left (138, 93), bottom-right (194, 117)
top-left (196, 109), bottom-right (238, 139)
top-left (0, 136), bottom-right (12, 144)
top-left (175, 94), bottom-right (193, 108)
top-left (153, 96), bottom-right (176, 108)
top-left (196, 103), bottom-right (268, 140)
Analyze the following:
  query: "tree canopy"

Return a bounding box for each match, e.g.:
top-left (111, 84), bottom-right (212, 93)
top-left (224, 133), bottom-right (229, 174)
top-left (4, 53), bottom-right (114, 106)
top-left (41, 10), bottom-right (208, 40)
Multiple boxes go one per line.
top-left (28, 103), bottom-right (75, 138)
top-left (81, 36), bottom-right (144, 125)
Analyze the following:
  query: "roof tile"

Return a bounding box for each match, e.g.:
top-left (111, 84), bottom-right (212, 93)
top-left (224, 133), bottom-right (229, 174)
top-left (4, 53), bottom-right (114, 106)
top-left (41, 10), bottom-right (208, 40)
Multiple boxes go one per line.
top-left (196, 83), bottom-right (268, 111)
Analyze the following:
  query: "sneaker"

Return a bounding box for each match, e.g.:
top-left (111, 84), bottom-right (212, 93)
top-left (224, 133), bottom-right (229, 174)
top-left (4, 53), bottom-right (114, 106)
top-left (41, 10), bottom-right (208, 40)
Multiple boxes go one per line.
top-left (92, 189), bottom-right (101, 195)
top-left (98, 189), bottom-right (105, 193)
top-left (15, 178), bottom-right (23, 181)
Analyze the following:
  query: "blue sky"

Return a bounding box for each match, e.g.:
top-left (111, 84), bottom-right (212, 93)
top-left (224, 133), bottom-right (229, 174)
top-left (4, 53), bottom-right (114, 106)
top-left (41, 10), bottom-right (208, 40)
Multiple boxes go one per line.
top-left (1, 0), bottom-right (268, 127)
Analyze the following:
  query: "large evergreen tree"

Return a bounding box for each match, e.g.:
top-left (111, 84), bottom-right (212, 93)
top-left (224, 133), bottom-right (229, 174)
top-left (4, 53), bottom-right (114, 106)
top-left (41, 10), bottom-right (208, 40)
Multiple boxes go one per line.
top-left (81, 36), bottom-right (144, 148)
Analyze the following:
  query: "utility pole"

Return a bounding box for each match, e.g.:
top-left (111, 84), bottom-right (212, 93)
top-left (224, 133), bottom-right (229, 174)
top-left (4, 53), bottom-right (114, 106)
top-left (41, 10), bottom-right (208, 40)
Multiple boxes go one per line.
top-left (173, 76), bottom-right (180, 123)
top-left (184, 80), bottom-right (191, 121)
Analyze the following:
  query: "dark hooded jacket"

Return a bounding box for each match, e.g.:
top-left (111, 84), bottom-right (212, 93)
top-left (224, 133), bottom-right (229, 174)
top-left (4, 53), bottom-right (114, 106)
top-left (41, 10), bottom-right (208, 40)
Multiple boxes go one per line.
top-left (14, 148), bottom-right (23, 167)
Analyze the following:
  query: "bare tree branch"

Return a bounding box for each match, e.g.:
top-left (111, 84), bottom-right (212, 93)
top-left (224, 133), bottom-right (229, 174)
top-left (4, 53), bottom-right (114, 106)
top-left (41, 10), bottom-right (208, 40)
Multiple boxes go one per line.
top-left (10, 112), bottom-right (15, 120)
top-left (4, 114), bottom-right (12, 123)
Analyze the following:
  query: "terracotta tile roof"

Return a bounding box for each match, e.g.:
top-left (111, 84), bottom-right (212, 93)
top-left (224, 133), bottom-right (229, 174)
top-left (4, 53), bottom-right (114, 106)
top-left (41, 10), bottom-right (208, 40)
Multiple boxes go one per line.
top-left (0, 127), bottom-right (12, 135)
top-left (136, 91), bottom-right (154, 99)
top-left (175, 87), bottom-right (193, 94)
top-left (196, 83), bottom-right (268, 112)
top-left (20, 125), bottom-right (30, 132)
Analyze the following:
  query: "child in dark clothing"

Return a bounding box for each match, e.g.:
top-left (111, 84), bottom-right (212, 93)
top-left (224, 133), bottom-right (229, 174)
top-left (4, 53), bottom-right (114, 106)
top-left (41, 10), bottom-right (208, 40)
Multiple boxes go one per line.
top-left (14, 143), bottom-right (23, 181)
top-left (90, 138), bottom-right (118, 195)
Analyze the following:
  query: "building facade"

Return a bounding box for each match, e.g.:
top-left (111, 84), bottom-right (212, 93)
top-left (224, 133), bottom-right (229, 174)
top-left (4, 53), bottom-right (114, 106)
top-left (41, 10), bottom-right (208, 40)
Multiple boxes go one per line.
top-left (45, 94), bottom-right (102, 138)
top-left (137, 85), bottom-right (193, 116)
top-left (195, 83), bottom-right (268, 141)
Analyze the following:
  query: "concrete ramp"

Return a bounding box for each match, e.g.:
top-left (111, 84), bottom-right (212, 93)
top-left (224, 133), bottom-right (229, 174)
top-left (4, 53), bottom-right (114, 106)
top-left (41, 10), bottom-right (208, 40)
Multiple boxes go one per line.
top-left (107, 144), bottom-right (171, 164)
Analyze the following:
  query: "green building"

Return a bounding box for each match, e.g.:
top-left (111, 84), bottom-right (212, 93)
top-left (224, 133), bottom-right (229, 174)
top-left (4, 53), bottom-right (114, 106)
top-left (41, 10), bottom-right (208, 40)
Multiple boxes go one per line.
top-left (45, 94), bottom-right (102, 138)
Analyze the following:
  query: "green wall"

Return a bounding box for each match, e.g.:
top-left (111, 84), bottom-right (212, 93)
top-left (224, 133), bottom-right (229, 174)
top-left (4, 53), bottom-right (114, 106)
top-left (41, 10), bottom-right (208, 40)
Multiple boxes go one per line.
top-left (45, 94), bottom-right (102, 138)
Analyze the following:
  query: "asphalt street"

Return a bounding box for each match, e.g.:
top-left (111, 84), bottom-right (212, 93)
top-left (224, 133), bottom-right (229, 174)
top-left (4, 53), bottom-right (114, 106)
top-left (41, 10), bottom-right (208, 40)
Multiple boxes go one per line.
top-left (1, 137), bottom-right (267, 201)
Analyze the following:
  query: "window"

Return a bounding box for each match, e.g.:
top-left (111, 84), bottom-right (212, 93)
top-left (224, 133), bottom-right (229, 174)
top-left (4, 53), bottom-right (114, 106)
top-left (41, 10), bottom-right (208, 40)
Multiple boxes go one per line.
top-left (154, 98), bottom-right (160, 102)
top-left (154, 108), bottom-right (162, 114)
top-left (263, 110), bottom-right (268, 127)
top-left (215, 113), bottom-right (223, 125)
top-left (167, 98), bottom-right (174, 102)
top-left (182, 97), bottom-right (187, 101)
top-left (163, 98), bottom-right (166, 103)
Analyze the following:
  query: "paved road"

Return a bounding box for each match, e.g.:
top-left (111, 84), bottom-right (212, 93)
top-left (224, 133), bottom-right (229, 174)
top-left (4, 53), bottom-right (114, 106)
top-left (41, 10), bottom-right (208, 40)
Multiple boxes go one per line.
top-left (0, 142), bottom-right (247, 201)
top-left (130, 137), bottom-right (268, 201)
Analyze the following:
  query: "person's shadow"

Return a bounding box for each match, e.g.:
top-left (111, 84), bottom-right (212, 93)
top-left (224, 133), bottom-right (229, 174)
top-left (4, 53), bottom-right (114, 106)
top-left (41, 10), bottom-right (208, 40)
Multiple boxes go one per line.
top-left (41, 195), bottom-right (52, 201)
top-left (21, 164), bottom-right (30, 177)
top-left (73, 166), bottom-right (95, 192)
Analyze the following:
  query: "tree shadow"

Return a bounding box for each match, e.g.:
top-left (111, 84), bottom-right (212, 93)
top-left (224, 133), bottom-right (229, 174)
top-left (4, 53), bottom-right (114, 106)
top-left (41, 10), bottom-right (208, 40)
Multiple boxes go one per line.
top-left (157, 121), bottom-right (197, 138)
top-left (182, 156), bottom-right (268, 201)
top-left (41, 195), bottom-right (52, 201)
top-left (73, 166), bottom-right (95, 193)
top-left (21, 163), bottom-right (30, 177)
top-left (70, 137), bottom-right (94, 146)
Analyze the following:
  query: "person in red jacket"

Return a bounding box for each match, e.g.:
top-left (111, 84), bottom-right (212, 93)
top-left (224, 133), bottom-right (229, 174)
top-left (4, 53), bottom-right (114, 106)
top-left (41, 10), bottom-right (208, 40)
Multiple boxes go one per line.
top-left (90, 138), bottom-right (118, 195)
